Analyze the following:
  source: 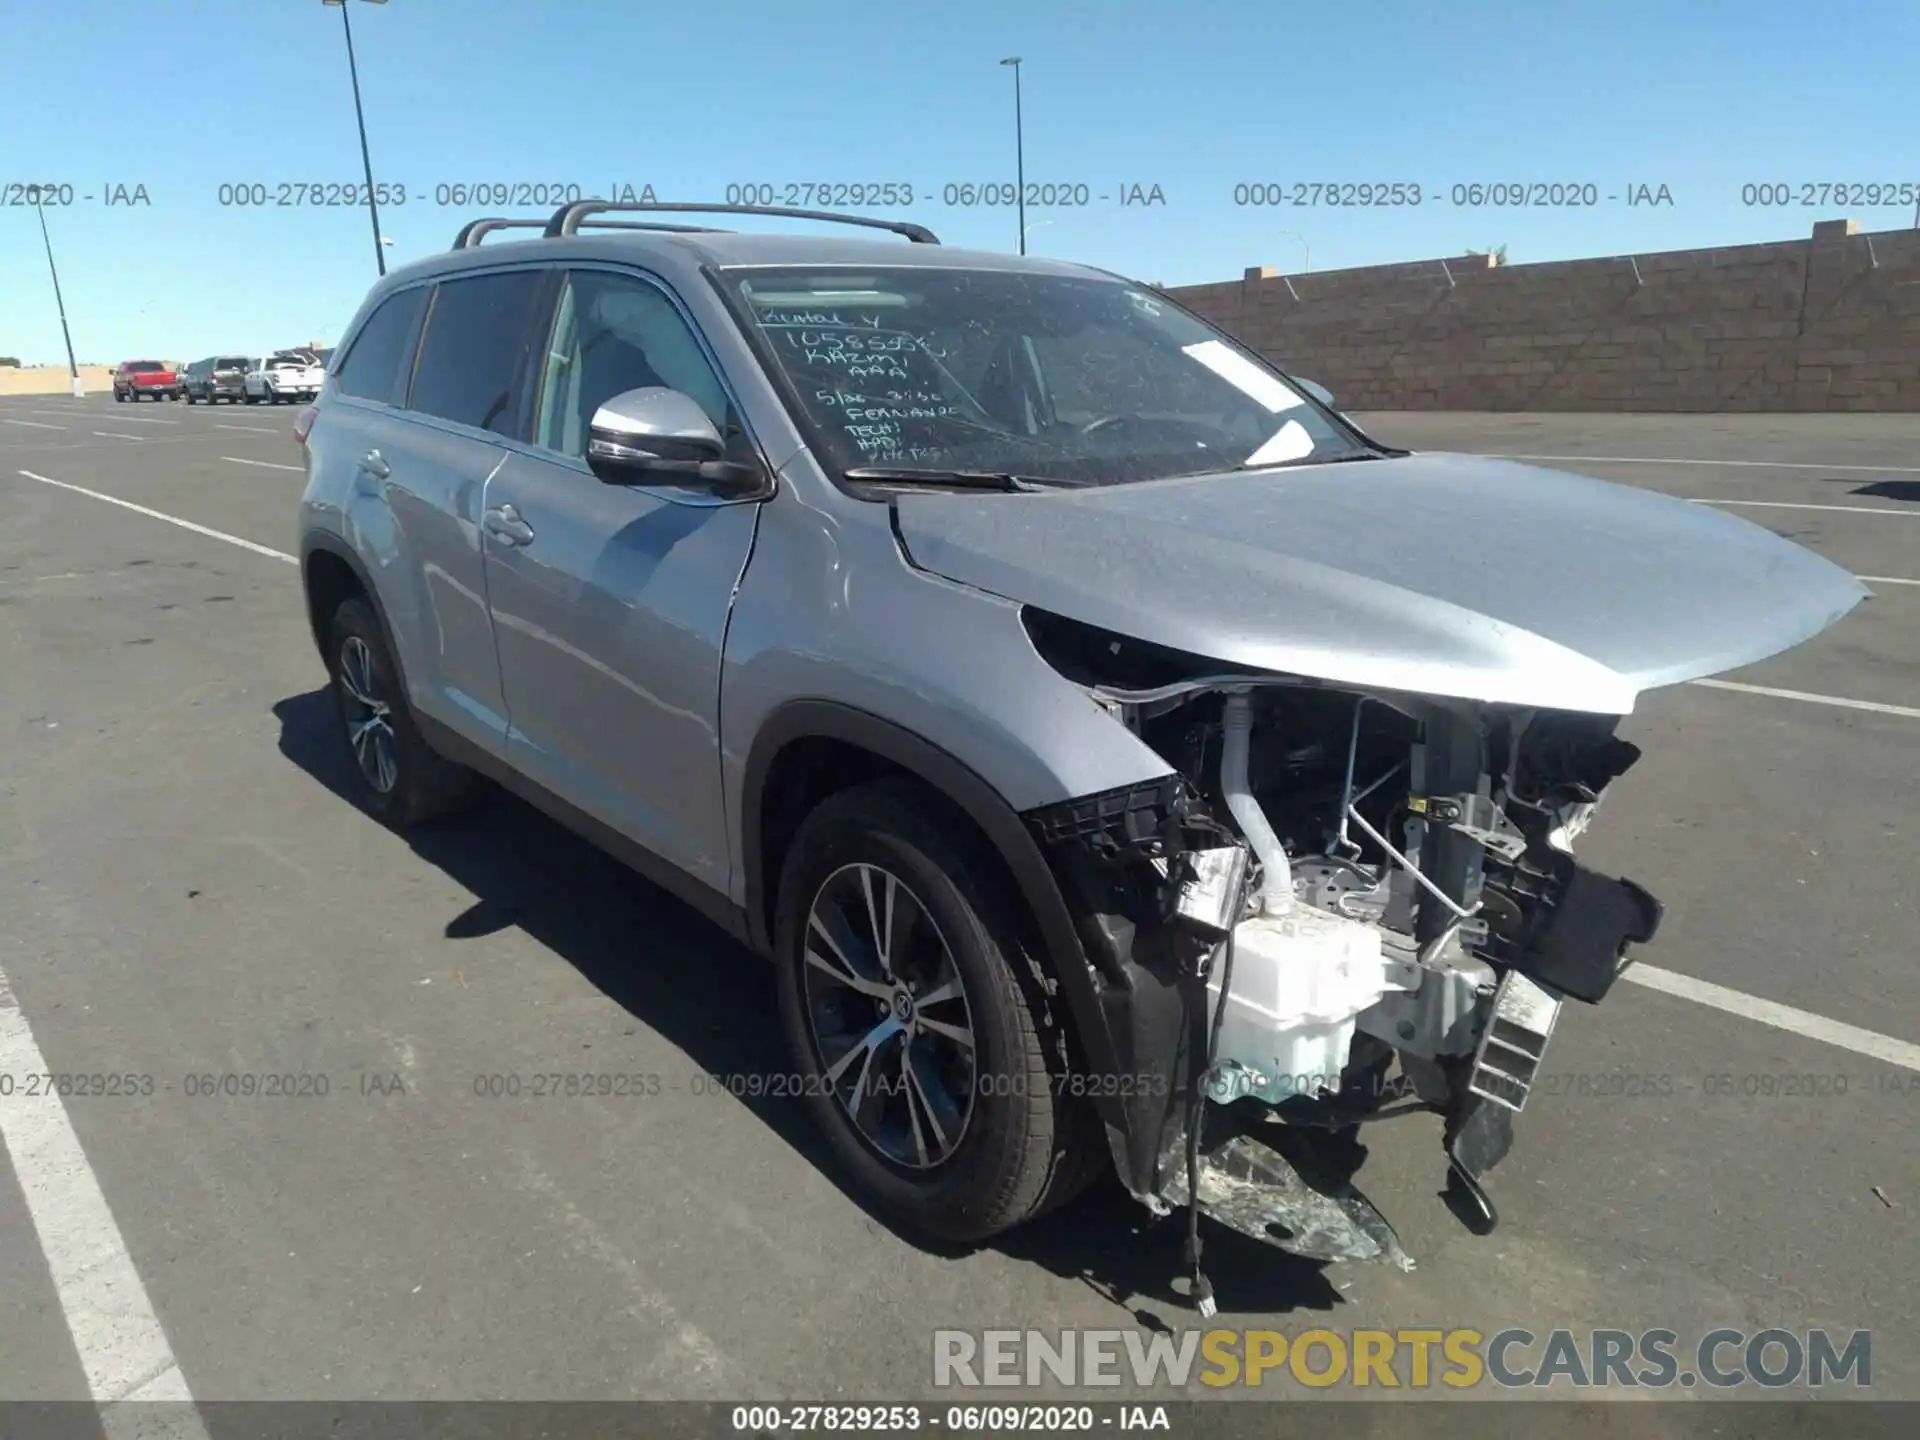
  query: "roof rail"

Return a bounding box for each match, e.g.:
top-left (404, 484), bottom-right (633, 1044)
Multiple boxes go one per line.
top-left (543, 200), bottom-right (940, 244)
top-left (451, 215), bottom-right (732, 249)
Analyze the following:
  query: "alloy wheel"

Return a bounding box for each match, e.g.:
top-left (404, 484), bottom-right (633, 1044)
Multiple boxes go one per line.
top-left (802, 863), bottom-right (977, 1170)
top-left (337, 635), bottom-right (398, 794)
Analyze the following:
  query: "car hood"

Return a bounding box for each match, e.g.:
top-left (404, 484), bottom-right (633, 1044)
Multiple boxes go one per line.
top-left (891, 452), bottom-right (1868, 714)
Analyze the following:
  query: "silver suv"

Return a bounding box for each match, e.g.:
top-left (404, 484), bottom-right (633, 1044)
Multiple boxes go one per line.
top-left (295, 202), bottom-right (1862, 1293)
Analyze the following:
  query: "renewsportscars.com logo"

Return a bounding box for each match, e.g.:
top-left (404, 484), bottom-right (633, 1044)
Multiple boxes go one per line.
top-left (932, 1327), bottom-right (1872, 1391)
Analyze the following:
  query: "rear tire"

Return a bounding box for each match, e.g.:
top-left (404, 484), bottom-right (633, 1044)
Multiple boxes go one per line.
top-left (772, 780), bottom-right (1105, 1244)
top-left (324, 597), bottom-right (485, 830)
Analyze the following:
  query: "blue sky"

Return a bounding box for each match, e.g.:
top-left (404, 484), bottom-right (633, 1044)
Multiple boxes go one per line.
top-left (3, 0), bottom-right (1916, 364)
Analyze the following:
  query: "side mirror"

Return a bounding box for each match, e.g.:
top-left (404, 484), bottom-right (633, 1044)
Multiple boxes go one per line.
top-left (585, 387), bottom-right (764, 495)
top-left (1293, 375), bottom-right (1338, 411)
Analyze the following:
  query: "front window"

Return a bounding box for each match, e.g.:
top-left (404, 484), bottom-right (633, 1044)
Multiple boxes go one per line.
top-left (718, 266), bottom-right (1370, 486)
top-left (532, 269), bottom-right (746, 461)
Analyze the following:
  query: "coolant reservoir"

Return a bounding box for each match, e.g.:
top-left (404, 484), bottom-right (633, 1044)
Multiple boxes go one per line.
top-left (1204, 907), bottom-right (1404, 1105)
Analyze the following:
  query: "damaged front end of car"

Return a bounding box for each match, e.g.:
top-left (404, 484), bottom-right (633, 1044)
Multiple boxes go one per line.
top-left (1019, 610), bottom-right (1664, 1300)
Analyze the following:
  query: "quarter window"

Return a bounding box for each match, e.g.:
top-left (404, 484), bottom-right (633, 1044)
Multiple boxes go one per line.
top-left (333, 288), bottom-right (428, 405)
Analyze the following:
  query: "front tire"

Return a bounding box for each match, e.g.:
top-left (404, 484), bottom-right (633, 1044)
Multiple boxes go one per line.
top-left (772, 780), bottom-right (1103, 1244)
top-left (325, 597), bottom-right (484, 829)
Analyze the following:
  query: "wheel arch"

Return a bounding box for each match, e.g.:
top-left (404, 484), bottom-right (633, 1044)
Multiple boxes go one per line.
top-left (300, 534), bottom-right (413, 704)
top-left (740, 701), bottom-right (1128, 1125)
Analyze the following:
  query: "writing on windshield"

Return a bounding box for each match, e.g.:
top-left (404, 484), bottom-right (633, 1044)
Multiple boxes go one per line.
top-left (762, 314), bottom-right (975, 464)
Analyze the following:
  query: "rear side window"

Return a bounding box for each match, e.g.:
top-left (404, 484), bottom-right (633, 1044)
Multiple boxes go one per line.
top-left (333, 288), bottom-right (428, 404)
top-left (408, 270), bottom-right (550, 438)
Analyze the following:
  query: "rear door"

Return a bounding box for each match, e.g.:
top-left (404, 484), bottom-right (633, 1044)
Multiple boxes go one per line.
top-left (320, 283), bottom-right (489, 747)
top-left (364, 267), bottom-right (553, 751)
top-left (478, 265), bottom-right (765, 894)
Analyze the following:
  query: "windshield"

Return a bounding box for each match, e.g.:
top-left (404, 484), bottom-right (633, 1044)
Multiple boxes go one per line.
top-left (126, 361), bottom-right (164, 373)
top-left (216, 357), bottom-right (249, 370)
top-left (269, 356), bottom-right (310, 369)
top-left (720, 266), bottom-right (1369, 486)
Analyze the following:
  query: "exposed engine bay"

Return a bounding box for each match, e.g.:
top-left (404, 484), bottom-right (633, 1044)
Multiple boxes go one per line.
top-left (1021, 612), bottom-right (1665, 1300)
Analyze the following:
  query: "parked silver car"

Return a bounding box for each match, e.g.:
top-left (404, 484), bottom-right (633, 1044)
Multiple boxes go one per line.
top-left (294, 203), bottom-right (1864, 1297)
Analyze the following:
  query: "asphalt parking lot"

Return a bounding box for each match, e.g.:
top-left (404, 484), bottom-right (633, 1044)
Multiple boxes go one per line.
top-left (1, 397), bottom-right (1915, 1431)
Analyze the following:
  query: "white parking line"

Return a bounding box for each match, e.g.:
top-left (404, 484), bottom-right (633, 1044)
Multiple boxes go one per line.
top-left (0, 962), bottom-right (211, 1430)
top-left (91, 432), bottom-right (146, 442)
top-left (1862, 575), bottom-right (1920, 587)
top-left (221, 456), bottom-right (303, 471)
top-left (1687, 677), bottom-right (1920, 718)
top-left (1688, 498), bottom-right (1919, 517)
top-left (76, 414), bottom-right (178, 426)
top-left (1495, 451), bottom-right (1920, 474)
top-left (1625, 964), bottom-right (1920, 1072)
top-left (3, 418), bottom-right (64, 429)
top-left (16, 470), bottom-right (297, 564)
top-left (214, 424), bottom-right (279, 434)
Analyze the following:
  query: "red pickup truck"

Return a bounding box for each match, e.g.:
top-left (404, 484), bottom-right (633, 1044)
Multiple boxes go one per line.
top-left (113, 360), bottom-right (181, 402)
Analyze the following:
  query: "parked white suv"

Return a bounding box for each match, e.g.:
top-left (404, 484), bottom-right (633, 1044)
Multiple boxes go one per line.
top-left (245, 353), bottom-right (326, 405)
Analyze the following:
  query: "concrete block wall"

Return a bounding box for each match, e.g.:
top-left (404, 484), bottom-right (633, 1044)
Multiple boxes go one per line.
top-left (1158, 220), bottom-right (1920, 411)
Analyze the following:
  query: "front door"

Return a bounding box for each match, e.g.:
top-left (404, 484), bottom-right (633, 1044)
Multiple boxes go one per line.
top-left (480, 267), bottom-right (765, 895)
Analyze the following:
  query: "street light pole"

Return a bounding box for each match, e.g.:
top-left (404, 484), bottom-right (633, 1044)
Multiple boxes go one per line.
top-left (324, 0), bottom-right (388, 276)
top-left (1000, 56), bottom-right (1025, 255)
top-left (26, 185), bottom-right (82, 396)
top-left (1275, 229), bottom-right (1310, 273)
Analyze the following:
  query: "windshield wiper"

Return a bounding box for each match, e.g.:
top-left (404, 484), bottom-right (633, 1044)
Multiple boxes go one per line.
top-left (842, 466), bottom-right (1051, 492)
top-left (1236, 449), bottom-right (1389, 473)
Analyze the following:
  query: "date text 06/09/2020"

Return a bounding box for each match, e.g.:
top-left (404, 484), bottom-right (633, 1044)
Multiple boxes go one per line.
top-left (211, 182), bottom-right (648, 209)
top-left (3, 182), bottom-right (149, 206)
top-left (204, 181), bottom-right (1175, 211)
top-left (1228, 181), bottom-right (1676, 208)
top-left (727, 1404), bottom-right (1173, 1432)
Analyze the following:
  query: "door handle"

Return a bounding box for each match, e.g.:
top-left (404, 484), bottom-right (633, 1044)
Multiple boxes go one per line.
top-left (358, 449), bottom-right (390, 479)
top-left (484, 504), bottom-right (535, 546)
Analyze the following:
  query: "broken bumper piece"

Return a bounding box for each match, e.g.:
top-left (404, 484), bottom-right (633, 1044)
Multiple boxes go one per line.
top-left (1156, 1130), bottom-right (1415, 1271)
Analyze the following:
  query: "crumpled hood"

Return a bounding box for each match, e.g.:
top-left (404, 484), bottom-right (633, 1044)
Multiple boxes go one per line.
top-left (892, 451), bottom-right (1868, 714)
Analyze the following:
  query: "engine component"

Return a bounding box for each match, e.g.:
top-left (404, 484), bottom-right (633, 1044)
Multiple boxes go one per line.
top-left (1479, 845), bottom-right (1665, 1003)
top-left (1356, 950), bottom-right (1497, 1059)
top-left (1465, 968), bottom-right (1563, 1112)
top-left (1026, 671), bottom-right (1670, 1281)
top-left (1171, 844), bottom-right (1252, 937)
top-left (1220, 691), bottom-right (1293, 914)
top-left (1204, 906), bottom-right (1414, 1105)
top-left (1409, 791), bottom-right (1529, 863)
top-left (1025, 773), bottom-right (1196, 862)
top-left (1289, 855), bottom-right (1391, 922)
